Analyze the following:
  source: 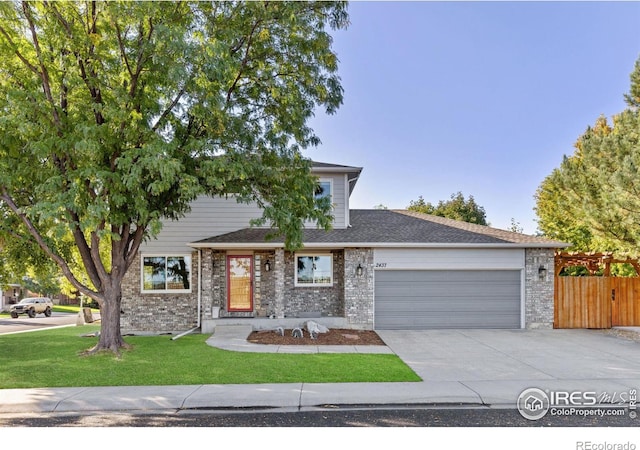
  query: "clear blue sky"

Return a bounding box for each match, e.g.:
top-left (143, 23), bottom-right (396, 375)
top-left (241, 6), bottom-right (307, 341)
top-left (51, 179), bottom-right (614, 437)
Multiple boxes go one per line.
top-left (303, 1), bottom-right (640, 234)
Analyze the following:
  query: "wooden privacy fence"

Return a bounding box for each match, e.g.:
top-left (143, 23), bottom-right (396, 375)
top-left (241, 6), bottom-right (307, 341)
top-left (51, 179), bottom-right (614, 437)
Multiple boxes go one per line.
top-left (554, 277), bottom-right (640, 329)
top-left (554, 252), bottom-right (640, 329)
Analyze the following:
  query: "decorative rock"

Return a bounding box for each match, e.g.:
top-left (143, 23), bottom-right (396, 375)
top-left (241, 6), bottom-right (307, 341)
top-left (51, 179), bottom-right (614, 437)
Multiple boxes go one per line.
top-left (292, 327), bottom-right (304, 338)
top-left (306, 320), bottom-right (329, 335)
top-left (341, 333), bottom-right (360, 340)
top-left (275, 326), bottom-right (284, 336)
top-left (81, 331), bottom-right (100, 338)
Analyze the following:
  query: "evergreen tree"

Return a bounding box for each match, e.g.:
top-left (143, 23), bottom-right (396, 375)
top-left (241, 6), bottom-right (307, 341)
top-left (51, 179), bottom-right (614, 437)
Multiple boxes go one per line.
top-left (535, 56), bottom-right (640, 256)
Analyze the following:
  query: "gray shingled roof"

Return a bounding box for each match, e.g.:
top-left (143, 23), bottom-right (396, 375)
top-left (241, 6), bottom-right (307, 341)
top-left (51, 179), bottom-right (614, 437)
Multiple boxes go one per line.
top-left (190, 209), bottom-right (569, 248)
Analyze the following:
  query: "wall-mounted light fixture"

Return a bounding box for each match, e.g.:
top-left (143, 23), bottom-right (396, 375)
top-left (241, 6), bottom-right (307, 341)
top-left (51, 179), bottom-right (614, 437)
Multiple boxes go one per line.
top-left (538, 265), bottom-right (547, 280)
top-left (356, 263), bottom-right (364, 277)
top-left (265, 259), bottom-right (271, 272)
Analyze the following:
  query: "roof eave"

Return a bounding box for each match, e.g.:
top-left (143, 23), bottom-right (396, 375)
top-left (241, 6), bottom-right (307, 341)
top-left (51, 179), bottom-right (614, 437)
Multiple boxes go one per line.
top-left (188, 241), bottom-right (571, 250)
top-left (311, 164), bottom-right (363, 174)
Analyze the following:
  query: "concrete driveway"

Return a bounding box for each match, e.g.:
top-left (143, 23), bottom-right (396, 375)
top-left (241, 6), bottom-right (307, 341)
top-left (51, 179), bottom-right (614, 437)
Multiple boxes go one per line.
top-left (0, 326), bottom-right (638, 414)
top-left (376, 328), bottom-right (640, 405)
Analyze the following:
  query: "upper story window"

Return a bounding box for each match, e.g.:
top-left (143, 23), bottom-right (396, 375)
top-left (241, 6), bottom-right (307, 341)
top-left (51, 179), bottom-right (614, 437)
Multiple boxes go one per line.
top-left (295, 254), bottom-right (333, 287)
top-left (142, 255), bottom-right (191, 293)
top-left (315, 178), bottom-right (333, 203)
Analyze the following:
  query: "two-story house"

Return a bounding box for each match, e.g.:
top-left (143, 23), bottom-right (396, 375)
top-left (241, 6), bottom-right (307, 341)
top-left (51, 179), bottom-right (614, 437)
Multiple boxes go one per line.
top-left (120, 161), bottom-right (568, 335)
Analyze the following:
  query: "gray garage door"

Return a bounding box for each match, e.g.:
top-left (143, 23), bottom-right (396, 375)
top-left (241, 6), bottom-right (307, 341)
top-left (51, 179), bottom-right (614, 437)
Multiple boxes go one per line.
top-left (375, 270), bottom-right (521, 330)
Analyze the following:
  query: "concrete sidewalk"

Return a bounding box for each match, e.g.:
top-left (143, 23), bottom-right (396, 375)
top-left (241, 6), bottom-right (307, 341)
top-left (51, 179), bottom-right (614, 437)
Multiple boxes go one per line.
top-left (204, 324), bottom-right (394, 354)
top-left (1, 326), bottom-right (638, 415)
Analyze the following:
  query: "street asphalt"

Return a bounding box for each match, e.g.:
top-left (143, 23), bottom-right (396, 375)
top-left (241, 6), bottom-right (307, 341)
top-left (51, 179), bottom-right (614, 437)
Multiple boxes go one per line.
top-left (0, 325), bottom-right (639, 416)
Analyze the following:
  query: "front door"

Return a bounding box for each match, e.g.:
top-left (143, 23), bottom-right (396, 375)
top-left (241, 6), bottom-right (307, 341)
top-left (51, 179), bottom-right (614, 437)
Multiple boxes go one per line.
top-left (227, 255), bottom-right (253, 312)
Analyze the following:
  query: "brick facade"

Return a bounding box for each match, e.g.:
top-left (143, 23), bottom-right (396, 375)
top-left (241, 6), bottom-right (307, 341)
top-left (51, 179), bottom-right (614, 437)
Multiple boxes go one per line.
top-left (524, 248), bottom-right (555, 328)
top-left (121, 246), bottom-right (556, 333)
top-left (344, 248), bottom-right (374, 328)
top-left (197, 250), bottom-right (347, 321)
top-left (121, 252), bottom-right (199, 333)
top-left (281, 250), bottom-right (344, 318)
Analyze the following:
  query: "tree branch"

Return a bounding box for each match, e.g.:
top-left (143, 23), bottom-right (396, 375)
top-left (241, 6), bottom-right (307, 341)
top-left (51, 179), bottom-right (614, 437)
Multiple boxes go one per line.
top-left (59, 1), bottom-right (105, 126)
top-left (0, 25), bottom-right (41, 76)
top-left (151, 88), bottom-right (186, 132)
top-left (66, 209), bottom-right (103, 292)
top-left (226, 19), bottom-right (261, 104)
top-left (22, 1), bottom-right (61, 129)
top-left (1, 188), bottom-right (102, 301)
top-left (124, 226), bottom-right (146, 272)
top-left (114, 22), bottom-right (134, 78)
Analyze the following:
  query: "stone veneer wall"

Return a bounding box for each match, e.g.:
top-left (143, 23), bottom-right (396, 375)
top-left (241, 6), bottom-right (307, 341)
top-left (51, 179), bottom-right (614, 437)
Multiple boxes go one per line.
top-left (200, 249), bottom-right (347, 322)
top-left (254, 251), bottom-right (276, 317)
top-left (281, 250), bottom-right (345, 317)
top-left (343, 248), bottom-right (374, 329)
top-left (200, 249), bottom-right (217, 320)
top-left (525, 248), bottom-right (555, 328)
top-left (121, 252), bottom-right (199, 333)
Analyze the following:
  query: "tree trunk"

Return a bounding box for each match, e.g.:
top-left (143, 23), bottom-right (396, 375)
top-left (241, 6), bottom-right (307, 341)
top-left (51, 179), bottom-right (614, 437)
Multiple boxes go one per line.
top-left (85, 281), bottom-right (130, 356)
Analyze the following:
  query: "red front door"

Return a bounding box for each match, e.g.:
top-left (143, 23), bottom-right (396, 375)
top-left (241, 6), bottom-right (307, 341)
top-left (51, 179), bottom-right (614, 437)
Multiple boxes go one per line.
top-left (227, 256), bottom-right (253, 312)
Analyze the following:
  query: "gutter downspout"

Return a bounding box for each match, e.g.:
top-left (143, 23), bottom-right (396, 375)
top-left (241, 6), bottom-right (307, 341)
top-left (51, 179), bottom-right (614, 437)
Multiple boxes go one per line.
top-left (197, 249), bottom-right (202, 328)
top-left (171, 327), bottom-right (198, 340)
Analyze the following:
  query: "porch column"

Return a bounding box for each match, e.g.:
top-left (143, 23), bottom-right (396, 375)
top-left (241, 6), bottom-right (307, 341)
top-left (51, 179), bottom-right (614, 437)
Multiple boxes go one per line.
top-left (201, 249), bottom-right (214, 320)
top-left (525, 248), bottom-right (555, 329)
top-left (274, 248), bottom-right (285, 318)
top-left (344, 248), bottom-right (374, 328)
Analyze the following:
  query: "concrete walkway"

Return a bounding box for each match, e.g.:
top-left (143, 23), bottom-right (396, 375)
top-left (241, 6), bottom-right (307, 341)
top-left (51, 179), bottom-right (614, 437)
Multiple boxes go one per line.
top-left (0, 326), bottom-right (638, 415)
top-left (205, 324), bottom-right (394, 354)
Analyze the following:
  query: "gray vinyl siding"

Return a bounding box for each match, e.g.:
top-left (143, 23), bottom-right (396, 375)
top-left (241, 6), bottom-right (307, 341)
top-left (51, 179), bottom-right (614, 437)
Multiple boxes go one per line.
top-left (140, 195), bottom-right (264, 253)
top-left (374, 270), bottom-right (522, 330)
top-left (141, 172), bottom-right (349, 254)
top-left (304, 173), bottom-right (347, 229)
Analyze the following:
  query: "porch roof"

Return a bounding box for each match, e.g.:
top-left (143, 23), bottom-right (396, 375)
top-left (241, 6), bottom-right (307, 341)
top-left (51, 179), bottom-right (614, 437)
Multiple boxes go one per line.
top-left (188, 209), bottom-right (569, 249)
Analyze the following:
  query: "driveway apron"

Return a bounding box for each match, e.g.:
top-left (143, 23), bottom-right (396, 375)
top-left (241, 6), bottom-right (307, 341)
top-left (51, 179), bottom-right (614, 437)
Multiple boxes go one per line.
top-left (376, 329), bottom-right (640, 405)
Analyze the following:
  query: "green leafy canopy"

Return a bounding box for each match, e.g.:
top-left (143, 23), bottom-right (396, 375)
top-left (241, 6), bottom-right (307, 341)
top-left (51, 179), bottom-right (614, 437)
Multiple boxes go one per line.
top-left (0, 1), bottom-right (348, 351)
top-left (408, 192), bottom-right (488, 226)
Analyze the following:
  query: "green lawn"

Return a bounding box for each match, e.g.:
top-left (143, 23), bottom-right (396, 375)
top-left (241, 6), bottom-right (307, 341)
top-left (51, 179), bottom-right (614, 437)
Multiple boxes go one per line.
top-left (0, 325), bottom-right (421, 388)
top-left (52, 305), bottom-right (100, 314)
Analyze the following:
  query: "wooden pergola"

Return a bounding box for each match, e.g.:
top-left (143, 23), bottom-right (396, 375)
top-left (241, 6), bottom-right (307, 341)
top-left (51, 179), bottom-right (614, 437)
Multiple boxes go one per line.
top-left (554, 251), bottom-right (640, 277)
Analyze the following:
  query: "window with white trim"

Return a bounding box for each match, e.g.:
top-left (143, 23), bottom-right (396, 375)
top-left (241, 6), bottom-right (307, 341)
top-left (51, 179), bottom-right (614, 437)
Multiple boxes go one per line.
top-left (142, 255), bottom-right (191, 292)
top-left (315, 178), bottom-right (332, 203)
top-left (295, 254), bottom-right (333, 286)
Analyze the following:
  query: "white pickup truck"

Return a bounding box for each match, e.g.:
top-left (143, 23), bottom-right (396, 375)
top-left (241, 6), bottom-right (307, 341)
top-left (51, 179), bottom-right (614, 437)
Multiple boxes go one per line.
top-left (9, 297), bottom-right (54, 318)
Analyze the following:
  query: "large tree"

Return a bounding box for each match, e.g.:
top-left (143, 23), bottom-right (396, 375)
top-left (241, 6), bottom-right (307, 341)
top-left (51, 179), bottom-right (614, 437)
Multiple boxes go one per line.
top-left (0, 1), bottom-right (348, 354)
top-left (535, 57), bottom-right (640, 256)
top-left (408, 192), bottom-right (488, 225)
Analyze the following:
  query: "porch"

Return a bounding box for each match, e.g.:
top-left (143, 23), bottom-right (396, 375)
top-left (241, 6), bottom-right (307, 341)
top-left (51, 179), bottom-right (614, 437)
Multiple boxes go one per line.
top-left (199, 247), bottom-right (374, 332)
top-left (201, 316), bottom-right (350, 334)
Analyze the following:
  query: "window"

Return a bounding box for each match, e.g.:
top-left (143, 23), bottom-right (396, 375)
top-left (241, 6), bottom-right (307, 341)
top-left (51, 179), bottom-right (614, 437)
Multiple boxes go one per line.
top-left (295, 254), bottom-right (333, 286)
top-left (315, 179), bottom-right (332, 202)
top-left (142, 255), bottom-right (191, 292)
